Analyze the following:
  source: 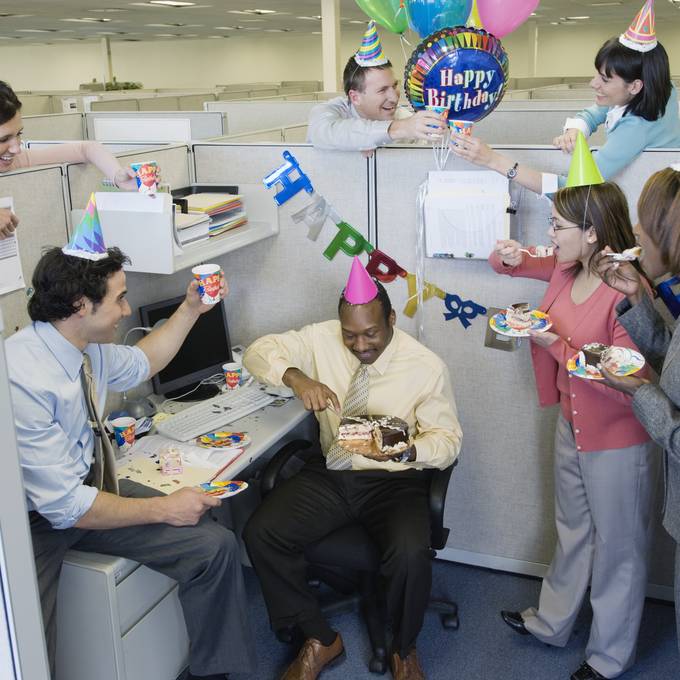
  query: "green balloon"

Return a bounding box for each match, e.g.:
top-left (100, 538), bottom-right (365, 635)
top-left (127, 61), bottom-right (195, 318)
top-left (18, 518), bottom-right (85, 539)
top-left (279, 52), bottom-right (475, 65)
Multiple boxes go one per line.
top-left (355, 0), bottom-right (408, 34)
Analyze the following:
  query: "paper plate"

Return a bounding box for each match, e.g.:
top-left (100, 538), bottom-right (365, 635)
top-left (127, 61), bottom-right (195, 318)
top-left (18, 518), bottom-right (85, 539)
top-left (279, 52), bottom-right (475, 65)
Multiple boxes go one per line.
top-left (196, 432), bottom-right (251, 449)
top-left (199, 480), bottom-right (248, 499)
top-left (489, 310), bottom-right (552, 338)
top-left (566, 347), bottom-right (645, 381)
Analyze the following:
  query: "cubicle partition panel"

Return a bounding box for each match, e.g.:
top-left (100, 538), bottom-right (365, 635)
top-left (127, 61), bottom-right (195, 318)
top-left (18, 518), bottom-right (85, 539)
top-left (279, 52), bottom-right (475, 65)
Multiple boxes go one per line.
top-left (191, 143), bottom-right (371, 349)
top-left (498, 99), bottom-right (592, 111)
top-left (22, 113), bottom-right (85, 141)
top-left (373, 145), bottom-right (677, 593)
top-left (474, 110), bottom-right (606, 145)
top-left (0, 167), bottom-right (69, 336)
top-left (85, 112), bottom-right (225, 142)
top-left (65, 144), bottom-right (192, 215)
top-left (203, 101), bottom-right (317, 135)
top-left (89, 99), bottom-right (140, 112)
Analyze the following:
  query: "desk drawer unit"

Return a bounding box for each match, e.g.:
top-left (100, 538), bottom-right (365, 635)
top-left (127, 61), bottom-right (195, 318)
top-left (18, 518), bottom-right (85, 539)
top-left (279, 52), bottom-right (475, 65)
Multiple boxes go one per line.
top-left (56, 550), bottom-right (189, 680)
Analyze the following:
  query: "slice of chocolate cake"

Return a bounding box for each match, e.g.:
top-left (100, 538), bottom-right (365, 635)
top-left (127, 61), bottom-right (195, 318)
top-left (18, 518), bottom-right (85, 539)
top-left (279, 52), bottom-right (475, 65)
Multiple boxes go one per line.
top-left (338, 415), bottom-right (410, 454)
top-left (582, 342), bottom-right (609, 368)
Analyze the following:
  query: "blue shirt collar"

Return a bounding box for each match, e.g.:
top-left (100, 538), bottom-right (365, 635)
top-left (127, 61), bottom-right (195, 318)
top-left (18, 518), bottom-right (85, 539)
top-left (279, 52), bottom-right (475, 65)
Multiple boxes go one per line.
top-left (33, 321), bottom-right (88, 382)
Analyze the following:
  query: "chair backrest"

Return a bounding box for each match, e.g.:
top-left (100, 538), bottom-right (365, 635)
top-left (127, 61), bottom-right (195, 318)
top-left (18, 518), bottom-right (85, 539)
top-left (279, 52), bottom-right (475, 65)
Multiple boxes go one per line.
top-left (428, 461), bottom-right (457, 550)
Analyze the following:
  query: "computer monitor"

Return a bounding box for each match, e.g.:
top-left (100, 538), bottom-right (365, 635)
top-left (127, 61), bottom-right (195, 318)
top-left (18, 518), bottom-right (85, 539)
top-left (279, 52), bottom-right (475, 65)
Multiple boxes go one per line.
top-left (139, 294), bottom-right (232, 400)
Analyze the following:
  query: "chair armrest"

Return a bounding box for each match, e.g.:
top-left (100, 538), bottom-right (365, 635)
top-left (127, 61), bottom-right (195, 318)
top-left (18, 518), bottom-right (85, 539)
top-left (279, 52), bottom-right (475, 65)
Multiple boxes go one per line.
top-left (260, 439), bottom-right (313, 496)
top-left (429, 460), bottom-right (457, 551)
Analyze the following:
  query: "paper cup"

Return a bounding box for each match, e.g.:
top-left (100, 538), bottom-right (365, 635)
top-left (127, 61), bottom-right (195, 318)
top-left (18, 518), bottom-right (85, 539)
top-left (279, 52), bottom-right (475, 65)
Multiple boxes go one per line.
top-left (111, 416), bottom-right (136, 453)
top-left (450, 120), bottom-right (474, 136)
top-left (223, 362), bottom-right (242, 390)
top-left (130, 160), bottom-right (158, 194)
top-left (192, 264), bottom-right (222, 305)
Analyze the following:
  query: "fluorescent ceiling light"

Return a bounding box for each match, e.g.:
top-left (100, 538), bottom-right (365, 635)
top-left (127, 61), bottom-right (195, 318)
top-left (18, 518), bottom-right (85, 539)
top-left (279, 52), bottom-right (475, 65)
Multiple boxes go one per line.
top-left (229, 9), bottom-right (277, 15)
top-left (61, 17), bottom-right (113, 23)
top-left (16, 28), bottom-right (55, 33)
top-left (566, 16), bottom-right (590, 19)
top-left (149, 1), bottom-right (196, 5)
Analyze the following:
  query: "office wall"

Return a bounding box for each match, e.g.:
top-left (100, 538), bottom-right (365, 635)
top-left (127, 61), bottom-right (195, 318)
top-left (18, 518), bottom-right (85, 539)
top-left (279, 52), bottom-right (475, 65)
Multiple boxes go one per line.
top-left (4, 20), bottom-right (680, 92)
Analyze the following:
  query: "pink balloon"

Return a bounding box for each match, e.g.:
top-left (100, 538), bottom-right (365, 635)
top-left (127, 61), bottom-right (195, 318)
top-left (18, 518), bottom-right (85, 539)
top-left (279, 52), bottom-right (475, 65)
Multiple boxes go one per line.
top-left (477, 0), bottom-right (539, 38)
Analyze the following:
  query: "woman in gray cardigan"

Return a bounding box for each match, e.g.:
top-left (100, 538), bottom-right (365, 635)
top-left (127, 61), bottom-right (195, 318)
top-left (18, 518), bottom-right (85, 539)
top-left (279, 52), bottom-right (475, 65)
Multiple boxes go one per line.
top-left (597, 165), bottom-right (680, 651)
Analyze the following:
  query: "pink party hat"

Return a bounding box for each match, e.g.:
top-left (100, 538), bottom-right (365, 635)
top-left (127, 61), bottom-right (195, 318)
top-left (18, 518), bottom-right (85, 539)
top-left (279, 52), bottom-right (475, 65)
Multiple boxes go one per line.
top-left (619, 0), bottom-right (656, 53)
top-left (354, 20), bottom-right (389, 67)
top-left (344, 256), bottom-right (378, 304)
top-left (62, 193), bottom-right (109, 260)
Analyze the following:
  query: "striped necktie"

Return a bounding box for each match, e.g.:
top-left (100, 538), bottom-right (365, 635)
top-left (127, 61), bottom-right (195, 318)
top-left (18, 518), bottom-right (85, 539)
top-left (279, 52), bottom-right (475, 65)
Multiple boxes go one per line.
top-left (81, 353), bottom-right (120, 495)
top-left (325, 364), bottom-right (369, 471)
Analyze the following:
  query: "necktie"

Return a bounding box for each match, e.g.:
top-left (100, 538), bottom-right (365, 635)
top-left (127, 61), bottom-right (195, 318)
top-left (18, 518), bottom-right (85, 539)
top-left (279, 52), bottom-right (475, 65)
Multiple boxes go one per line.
top-left (325, 364), bottom-right (369, 471)
top-left (81, 353), bottom-right (120, 495)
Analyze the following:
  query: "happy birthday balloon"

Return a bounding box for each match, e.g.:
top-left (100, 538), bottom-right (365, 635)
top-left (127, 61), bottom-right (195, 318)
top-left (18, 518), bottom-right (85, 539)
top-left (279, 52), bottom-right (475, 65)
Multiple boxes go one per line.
top-left (355, 0), bottom-right (408, 34)
top-left (404, 26), bottom-right (509, 124)
top-left (406, 0), bottom-right (473, 39)
top-left (476, 0), bottom-right (539, 38)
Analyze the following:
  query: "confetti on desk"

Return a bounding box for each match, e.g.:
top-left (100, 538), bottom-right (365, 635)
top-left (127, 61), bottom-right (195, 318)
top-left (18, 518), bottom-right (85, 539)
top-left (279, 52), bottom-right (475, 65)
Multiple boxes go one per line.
top-left (196, 432), bottom-right (251, 449)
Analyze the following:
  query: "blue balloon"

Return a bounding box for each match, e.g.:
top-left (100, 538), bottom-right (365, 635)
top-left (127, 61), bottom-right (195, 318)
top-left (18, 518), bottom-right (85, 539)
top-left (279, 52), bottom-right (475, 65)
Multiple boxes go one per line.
top-left (406, 0), bottom-right (473, 39)
top-left (421, 47), bottom-right (505, 123)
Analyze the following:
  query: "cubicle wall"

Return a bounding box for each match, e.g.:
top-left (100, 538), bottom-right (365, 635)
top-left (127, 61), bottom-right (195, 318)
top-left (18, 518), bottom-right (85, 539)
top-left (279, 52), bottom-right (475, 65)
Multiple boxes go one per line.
top-left (21, 113), bottom-right (85, 141)
top-left (85, 112), bottom-right (225, 142)
top-left (66, 144), bottom-right (192, 212)
top-left (474, 110), bottom-right (606, 145)
top-left (0, 166), bottom-right (69, 334)
top-left (190, 143), bottom-right (371, 348)
top-left (202, 101), bottom-right (316, 135)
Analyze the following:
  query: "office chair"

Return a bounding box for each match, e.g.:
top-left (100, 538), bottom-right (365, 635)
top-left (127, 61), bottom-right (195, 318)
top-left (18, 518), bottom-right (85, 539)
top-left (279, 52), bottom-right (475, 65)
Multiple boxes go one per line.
top-left (260, 439), bottom-right (459, 675)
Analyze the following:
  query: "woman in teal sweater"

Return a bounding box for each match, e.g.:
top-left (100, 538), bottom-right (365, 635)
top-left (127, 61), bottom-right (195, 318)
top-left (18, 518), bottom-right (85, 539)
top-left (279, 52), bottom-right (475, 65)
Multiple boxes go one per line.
top-left (451, 27), bottom-right (680, 195)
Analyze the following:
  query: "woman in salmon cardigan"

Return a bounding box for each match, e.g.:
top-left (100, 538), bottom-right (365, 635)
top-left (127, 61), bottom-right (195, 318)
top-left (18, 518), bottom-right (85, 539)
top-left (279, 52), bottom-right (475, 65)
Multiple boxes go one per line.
top-left (489, 173), bottom-right (655, 680)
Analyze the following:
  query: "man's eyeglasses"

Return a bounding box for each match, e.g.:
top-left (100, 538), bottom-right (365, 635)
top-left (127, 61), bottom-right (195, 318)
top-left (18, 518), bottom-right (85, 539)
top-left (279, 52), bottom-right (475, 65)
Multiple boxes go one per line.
top-left (548, 216), bottom-right (582, 232)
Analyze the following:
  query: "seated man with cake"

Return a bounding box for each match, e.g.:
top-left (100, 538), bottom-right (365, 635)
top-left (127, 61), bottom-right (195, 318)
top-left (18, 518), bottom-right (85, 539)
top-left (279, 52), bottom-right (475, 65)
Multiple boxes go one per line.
top-left (243, 257), bottom-right (462, 680)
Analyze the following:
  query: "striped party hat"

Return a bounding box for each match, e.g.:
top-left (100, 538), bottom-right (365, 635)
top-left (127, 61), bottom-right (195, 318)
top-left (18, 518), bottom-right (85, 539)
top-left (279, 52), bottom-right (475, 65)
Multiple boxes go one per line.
top-left (354, 20), bottom-right (389, 67)
top-left (619, 0), bottom-right (656, 53)
top-left (62, 193), bottom-right (108, 260)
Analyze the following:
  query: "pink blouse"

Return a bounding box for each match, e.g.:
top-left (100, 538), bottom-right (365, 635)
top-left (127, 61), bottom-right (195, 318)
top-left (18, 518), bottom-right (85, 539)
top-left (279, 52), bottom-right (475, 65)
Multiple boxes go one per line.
top-left (489, 251), bottom-right (650, 452)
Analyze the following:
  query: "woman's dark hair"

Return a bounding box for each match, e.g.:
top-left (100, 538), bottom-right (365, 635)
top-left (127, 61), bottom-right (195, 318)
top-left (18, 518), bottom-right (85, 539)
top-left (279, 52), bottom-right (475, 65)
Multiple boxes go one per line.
top-left (554, 181), bottom-right (643, 279)
top-left (338, 277), bottom-right (393, 323)
top-left (0, 80), bottom-right (22, 126)
top-left (637, 167), bottom-right (680, 274)
top-left (28, 247), bottom-right (129, 322)
top-left (594, 38), bottom-right (671, 121)
top-left (343, 55), bottom-right (393, 97)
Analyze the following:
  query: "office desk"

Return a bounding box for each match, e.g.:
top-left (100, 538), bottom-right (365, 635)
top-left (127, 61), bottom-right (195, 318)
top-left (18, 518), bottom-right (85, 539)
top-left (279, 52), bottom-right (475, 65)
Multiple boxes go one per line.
top-left (56, 398), bottom-right (316, 680)
top-left (116, 396), bottom-right (314, 491)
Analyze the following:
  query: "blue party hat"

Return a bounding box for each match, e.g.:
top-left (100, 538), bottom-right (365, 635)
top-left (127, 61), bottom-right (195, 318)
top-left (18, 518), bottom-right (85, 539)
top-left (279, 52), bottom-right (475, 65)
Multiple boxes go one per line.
top-left (62, 193), bottom-right (108, 260)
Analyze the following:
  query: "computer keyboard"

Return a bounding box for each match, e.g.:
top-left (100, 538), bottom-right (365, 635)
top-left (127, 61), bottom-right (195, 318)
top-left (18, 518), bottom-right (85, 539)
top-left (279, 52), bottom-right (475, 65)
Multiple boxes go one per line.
top-left (156, 385), bottom-right (277, 442)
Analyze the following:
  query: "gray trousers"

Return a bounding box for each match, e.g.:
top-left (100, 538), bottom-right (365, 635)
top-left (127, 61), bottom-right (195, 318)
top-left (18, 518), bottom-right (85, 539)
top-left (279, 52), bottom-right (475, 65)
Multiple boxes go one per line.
top-left (522, 414), bottom-right (657, 679)
top-left (29, 480), bottom-right (256, 678)
top-left (676, 543), bottom-right (680, 654)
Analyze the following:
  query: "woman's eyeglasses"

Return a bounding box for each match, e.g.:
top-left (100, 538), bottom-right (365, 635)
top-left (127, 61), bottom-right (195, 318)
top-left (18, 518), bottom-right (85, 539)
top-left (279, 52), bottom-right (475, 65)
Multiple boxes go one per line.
top-left (548, 216), bottom-right (582, 232)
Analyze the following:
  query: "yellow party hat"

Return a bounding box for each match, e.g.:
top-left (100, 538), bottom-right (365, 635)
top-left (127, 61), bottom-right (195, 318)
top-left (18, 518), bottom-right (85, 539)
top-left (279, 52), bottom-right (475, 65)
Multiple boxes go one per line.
top-left (565, 132), bottom-right (605, 188)
top-left (467, 0), bottom-right (483, 29)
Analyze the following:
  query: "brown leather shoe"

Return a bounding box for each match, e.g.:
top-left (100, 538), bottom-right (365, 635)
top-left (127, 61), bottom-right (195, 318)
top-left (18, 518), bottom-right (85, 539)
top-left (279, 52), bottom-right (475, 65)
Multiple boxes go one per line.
top-left (390, 649), bottom-right (425, 680)
top-left (280, 634), bottom-right (345, 680)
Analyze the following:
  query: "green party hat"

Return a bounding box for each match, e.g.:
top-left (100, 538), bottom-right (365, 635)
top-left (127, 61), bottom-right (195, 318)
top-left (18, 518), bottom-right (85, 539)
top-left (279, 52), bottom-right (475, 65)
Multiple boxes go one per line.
top-left (565, 132), bottom-right (604, 188)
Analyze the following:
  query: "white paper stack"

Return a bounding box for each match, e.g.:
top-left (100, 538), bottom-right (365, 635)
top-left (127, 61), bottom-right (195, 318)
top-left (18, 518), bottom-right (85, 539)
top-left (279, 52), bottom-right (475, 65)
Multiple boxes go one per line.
top-left (424, 171), bottom-right (510, 260)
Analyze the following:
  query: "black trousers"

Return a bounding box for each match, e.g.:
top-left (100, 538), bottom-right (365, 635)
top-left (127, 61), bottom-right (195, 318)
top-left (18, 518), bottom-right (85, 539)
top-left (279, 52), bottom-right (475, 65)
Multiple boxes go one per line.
top-left (244, 455), bottom-right (432, 654)
top-left (29, 480), bottom-right (256, 679)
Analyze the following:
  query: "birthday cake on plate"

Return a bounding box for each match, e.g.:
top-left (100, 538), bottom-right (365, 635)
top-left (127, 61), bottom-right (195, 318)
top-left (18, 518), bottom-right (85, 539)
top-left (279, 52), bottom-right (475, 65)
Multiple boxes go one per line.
top-left (505, 302), bottom-right (532, 331)
top-left (338, 415), bottom-right (410, 455)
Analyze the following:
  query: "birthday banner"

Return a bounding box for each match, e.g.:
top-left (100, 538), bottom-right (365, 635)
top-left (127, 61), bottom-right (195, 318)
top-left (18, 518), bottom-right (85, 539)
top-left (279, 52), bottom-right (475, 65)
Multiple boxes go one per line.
top-left (263, 150), bottom-right (487, 329)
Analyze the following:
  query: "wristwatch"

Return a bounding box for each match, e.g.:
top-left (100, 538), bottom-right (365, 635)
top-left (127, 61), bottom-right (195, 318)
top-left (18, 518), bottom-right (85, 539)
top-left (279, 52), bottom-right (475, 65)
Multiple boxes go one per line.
top-left (506, 162), bottom-right (519, 180)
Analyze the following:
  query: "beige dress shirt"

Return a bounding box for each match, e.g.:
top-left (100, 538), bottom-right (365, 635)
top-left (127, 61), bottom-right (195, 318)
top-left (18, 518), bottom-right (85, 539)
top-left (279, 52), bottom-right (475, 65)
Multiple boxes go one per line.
top-left (243, 321), bottom-right (462, 471)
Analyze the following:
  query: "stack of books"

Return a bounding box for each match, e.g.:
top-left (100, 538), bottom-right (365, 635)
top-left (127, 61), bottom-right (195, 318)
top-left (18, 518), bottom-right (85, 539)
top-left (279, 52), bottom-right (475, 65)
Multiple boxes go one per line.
top-left (185, 193), bottom-right (248, 237)
top-left (174, 210), bottom-right (210, 246)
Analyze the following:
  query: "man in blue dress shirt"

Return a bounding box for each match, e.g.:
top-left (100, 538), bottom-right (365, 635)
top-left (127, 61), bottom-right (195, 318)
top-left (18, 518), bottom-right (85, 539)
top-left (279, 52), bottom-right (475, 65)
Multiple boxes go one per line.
top-left (6, 246), bottom-right (254, 680)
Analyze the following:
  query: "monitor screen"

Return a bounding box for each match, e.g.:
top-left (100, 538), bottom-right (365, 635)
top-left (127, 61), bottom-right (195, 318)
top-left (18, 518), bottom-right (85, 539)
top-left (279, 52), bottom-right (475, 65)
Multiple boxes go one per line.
top-left (139, 295), bottom-right (232, 397)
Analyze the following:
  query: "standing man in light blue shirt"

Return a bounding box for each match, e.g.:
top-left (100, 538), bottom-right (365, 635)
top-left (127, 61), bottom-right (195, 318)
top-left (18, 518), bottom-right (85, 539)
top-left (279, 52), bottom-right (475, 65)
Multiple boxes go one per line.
top-left (6, 246), bottom-right (255, 680)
